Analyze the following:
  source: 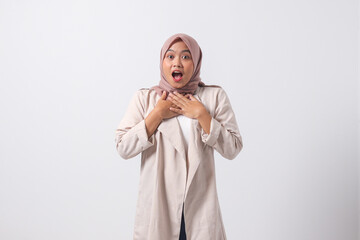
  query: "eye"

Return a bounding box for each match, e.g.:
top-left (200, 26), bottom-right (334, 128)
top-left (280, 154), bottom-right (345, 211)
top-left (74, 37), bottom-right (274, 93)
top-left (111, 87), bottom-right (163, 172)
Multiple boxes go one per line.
top-left (167, 55), bottom-right (174, 59)
top-left (182, 55), bottom-right (191, 59)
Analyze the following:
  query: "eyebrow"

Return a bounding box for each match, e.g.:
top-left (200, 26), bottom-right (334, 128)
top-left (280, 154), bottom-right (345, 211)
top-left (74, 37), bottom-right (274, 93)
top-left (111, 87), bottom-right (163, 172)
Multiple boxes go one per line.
top-left (166, 49), bottom-right (191, 54)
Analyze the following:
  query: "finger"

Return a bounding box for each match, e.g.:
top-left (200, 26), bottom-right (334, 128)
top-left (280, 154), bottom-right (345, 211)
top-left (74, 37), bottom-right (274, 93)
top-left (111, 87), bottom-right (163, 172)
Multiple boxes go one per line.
top-left (161, 91), bottom-right (167, 100)
top-left (187, 94), bottom-right (197, 101)
top-left (171, 92), bottom-right (187, 105)
top-left (168, 94), bottom-right (184, 107)
top-left (171, 105), bottom-right (181, 110)
top-left (171, 104), bottom-right (180, 108)
top-left (169, 107), bottom-right (183, 114)
top-left (185, 94), bottom-right (193, 100)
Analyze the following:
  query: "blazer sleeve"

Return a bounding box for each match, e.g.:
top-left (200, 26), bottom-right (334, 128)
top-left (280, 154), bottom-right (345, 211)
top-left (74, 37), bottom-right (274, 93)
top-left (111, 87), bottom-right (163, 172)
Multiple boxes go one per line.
top-left (114, 90), bottom-right (155, 160)
top-left (200, 88), bottom-right (243, 160)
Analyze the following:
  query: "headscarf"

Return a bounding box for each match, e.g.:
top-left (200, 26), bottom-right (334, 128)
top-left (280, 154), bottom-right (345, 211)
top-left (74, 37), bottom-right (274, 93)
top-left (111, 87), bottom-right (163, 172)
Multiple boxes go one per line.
top-left (150, 33), bottom-right (206, 98)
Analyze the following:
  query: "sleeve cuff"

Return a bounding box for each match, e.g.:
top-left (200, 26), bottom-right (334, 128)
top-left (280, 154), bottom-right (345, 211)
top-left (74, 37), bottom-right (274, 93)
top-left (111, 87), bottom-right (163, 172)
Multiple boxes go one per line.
top-left (134, 119), bottom-right (155, 149)
top-left (200, 117), bottom-right (221, 147)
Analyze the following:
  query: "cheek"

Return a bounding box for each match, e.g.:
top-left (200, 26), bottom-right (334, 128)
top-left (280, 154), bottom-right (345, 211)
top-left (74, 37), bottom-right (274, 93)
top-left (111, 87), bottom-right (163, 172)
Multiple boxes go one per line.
top-left (162, 61), bottom-right (171, 73)
top-left (185, 63), bottom-right (194, 75)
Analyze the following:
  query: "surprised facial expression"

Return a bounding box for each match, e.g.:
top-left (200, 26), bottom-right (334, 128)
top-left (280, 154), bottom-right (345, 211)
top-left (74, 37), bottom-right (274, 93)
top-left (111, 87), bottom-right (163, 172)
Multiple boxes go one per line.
top-left (162, 40), bottom-right (194, 89)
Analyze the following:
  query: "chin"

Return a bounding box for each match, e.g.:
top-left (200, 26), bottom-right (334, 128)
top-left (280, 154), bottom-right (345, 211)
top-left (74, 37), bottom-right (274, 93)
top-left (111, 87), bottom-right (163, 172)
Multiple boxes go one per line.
top-left (169, 83), bottom-right (183, 89)
top-left (168, 78), bottom-right (190, 89)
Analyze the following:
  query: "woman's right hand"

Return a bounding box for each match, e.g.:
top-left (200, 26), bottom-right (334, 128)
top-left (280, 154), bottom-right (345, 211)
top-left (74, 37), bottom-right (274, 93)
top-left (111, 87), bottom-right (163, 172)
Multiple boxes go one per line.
top-left (154, 91), bottom-right (180, 120)
top-left (144, 91), bottom-right (179, 139)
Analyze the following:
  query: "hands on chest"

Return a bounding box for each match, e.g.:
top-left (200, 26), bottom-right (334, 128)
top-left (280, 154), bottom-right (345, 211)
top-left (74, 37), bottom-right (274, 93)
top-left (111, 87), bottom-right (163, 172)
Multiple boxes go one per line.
top-left (167, 91), bottom-right (208, 120)
top-left (150, 91), bottom-right (211, 135)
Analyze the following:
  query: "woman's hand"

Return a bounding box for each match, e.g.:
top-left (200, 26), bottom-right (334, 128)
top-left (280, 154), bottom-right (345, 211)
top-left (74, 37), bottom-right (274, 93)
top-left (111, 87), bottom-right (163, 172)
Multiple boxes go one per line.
top-left (154, 91), bottom-right (181, 120)
top-left (168, 91), bottom-right (209, 119)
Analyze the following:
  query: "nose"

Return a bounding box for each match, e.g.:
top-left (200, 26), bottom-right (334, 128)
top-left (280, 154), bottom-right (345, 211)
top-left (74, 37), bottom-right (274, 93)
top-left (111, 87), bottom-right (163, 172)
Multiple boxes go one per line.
top-left (173, 57), bottom-right (182, 68)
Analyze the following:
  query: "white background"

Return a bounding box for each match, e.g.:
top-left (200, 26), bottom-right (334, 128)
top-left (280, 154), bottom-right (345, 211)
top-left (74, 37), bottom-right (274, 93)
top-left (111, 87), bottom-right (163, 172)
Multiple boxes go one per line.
top-left (0, 0), bottom-right (358, 239)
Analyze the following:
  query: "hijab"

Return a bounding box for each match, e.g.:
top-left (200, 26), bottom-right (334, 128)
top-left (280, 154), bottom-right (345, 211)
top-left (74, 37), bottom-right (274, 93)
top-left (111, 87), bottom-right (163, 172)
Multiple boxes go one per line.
top-left (150, 33), bottom-right (206, 98)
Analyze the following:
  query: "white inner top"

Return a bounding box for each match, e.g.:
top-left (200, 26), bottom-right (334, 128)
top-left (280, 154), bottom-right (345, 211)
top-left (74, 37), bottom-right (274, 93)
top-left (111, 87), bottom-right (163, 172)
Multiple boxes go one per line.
top-left (176, 115), bottom-right (191, 152)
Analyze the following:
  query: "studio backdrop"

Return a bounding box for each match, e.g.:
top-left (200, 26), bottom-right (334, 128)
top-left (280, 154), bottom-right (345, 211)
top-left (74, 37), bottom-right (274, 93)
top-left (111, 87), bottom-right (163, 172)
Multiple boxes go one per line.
top-left (0, 0), bottom-right (358, 239)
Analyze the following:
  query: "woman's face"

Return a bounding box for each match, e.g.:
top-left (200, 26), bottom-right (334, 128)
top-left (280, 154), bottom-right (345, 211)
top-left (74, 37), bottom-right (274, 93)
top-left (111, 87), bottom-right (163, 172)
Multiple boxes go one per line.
top-left (162, 40), bottom-right (194, 89)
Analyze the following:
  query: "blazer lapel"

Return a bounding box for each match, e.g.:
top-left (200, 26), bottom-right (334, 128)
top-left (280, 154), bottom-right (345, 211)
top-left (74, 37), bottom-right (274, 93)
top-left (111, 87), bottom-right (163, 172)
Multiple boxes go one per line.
top-left (157, 116), bottom-right (187, 162)
top-left (184, 93), bottom-right (206, 199)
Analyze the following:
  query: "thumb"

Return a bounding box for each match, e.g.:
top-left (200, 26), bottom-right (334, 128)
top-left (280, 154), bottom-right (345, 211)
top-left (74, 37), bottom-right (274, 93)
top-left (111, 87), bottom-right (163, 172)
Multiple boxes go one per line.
top-left (161, 91), bottom-right (167, 100)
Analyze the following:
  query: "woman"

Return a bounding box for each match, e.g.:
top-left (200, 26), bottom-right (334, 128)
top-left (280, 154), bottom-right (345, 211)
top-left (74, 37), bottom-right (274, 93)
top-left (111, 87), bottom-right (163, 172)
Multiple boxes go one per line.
top-left (115, 33), bottom-right (243, 240)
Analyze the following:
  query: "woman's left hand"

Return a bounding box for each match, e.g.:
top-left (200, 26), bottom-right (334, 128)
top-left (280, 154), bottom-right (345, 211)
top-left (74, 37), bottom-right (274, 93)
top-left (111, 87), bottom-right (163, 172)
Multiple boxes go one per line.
top-left (168, 92), bottom-right (208, 119)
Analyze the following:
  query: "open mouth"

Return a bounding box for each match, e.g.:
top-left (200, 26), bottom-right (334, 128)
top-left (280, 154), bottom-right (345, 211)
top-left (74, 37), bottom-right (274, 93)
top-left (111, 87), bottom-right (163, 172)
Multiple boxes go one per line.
top-left (172, 71), bottom-right (183, 82)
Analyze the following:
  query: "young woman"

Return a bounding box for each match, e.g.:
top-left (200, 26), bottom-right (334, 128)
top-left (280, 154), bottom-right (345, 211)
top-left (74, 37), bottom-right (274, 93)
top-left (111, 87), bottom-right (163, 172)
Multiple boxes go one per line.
top-left (115, 33), bottom-right (243, 240)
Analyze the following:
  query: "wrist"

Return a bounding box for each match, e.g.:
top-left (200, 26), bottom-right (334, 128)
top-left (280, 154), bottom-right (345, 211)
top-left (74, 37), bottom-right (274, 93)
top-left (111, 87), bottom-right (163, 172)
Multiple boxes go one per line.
top-left (197, 109), bottom-right (211, 121)
top-left (197, 109), bottom-right (211, 134)
top-left (152, 108), bottom-right (164, 122)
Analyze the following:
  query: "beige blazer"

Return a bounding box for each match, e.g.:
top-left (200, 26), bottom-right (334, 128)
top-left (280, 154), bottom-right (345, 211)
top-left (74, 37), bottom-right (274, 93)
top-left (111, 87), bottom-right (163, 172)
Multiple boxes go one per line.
top-left (115, 86), bottom-right (243, 240)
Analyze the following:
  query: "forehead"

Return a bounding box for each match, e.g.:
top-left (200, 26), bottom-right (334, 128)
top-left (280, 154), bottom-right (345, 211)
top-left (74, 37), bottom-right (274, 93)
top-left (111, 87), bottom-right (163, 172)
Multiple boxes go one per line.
top-left (168, 40), bottom-right (189, 50)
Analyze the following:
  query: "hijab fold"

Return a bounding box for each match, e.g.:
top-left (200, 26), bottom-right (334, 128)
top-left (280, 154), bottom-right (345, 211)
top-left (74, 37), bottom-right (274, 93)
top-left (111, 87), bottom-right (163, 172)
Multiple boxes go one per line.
top-left (150, 33), bottom-right (206, 98)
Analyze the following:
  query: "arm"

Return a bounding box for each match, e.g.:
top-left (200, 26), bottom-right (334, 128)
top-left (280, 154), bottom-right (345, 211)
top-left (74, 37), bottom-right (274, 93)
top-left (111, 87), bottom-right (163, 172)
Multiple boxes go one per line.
top-left (144, 108), bottom-right (163, 138)
top-left (114, 90), bottom-right (156, 160)
top-left (200, 88), bottom-right (243, 160)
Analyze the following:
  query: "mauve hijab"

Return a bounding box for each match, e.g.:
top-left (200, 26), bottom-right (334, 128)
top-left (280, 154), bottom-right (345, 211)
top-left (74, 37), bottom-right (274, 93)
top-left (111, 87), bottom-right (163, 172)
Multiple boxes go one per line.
top-left (150, 33), bottom-right (206, 98)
